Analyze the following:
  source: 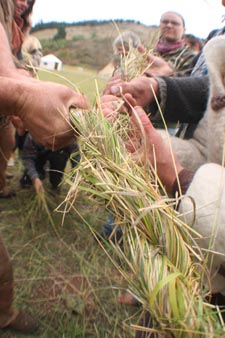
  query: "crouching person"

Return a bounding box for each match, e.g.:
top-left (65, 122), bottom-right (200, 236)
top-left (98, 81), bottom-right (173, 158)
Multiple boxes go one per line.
top-left (20, 133), bottom-right (79, 193)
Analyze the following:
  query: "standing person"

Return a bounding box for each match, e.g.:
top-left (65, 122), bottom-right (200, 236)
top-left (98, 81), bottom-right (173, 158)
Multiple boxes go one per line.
top-left (0, 1), bottom-right (90, 334)
top-left (147, 11), bottom-right (197, 77)
top-left (99, 31), bottom-right (144, 80)
top-left (112, 30), bottom-right (144, 74)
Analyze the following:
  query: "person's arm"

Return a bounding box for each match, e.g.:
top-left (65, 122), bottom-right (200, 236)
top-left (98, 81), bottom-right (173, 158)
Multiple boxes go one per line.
top-left (172, 169), bottom-right (195, 197)
top-left (0, 23), bottom-right (90, 150)
top-left (0, 23), bottom-right (18, 76)
top-left (105, 74), bottom-right (209, 125)
top-left (101, 96), bottom-right (196, 196)
top-left (155, 75), bottom-right (209, 123)
top-left (130, 107), bottom-right (197, 196)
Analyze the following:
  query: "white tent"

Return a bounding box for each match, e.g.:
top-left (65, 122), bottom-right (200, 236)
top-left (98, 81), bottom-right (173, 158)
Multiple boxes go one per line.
top-left (40, 54), bottom-right (62, 71)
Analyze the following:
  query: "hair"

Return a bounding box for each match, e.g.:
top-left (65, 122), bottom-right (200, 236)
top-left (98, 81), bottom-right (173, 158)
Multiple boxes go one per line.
top-left (113, 31), bottom-right (141, 53)
top-left (160, 11), bottom-right (185, 28)
top-left (0, 0), bottom-right (10, 21)
top-left (184, 33), bottom-right (203, 51)
top-left (21, 0), bottom-right (36, 33)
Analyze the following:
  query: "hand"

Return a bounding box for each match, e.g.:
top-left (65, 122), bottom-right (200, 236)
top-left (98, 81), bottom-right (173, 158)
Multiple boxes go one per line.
top-left (145, 53), bottom-right (174, 77)
top-left (11, 116), bottom-right (26, 136)
top-left (127, 106), bottom-right (183, 194)
top-left (33, 177), bottom-right (45, 194)
top-left (100, 95), bottom-right (127, 122)
top-left (103, 75), bottom-right (126, 95)
top-left (103, 76), bottom-right (159, 108)
top-left (18, 81), bottom-right (90, 150)
top-left (102, 104), bottom-right (183, 194)
top-left (0, 77), bottom-right (90, 150)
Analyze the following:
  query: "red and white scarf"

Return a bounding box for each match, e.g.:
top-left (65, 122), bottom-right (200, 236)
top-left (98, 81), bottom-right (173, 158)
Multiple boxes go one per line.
top-left (156, 38), bottom-right (185, 55)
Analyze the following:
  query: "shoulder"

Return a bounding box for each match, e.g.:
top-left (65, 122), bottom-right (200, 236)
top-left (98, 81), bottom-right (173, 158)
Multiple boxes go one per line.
top-left (205, 27), bottom-right (225, 43)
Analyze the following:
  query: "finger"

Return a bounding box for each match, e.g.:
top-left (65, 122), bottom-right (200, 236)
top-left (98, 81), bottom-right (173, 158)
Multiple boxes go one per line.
top-left (68, 93), bottom-right (90, 110)
top-left (103, 78), bottom-right (124, 95)
top-left (103, 109), bottom-right (119, 122)
top-left (123, 93), bottom-right (137, 109)
top-left (100, 94), bottom-right (120, 105)
top-left (110, 81), bottom-right (133, 96)
top-left (146, 53), bottom-right (155, 63)
top-left (137, 45), bottom-right (146, 54)
top-left (130, 106), bottom-right (153, 134)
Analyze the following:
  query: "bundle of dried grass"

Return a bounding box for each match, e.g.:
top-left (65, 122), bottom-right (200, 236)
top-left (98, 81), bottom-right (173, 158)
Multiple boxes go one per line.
top-left (61, 103), bottom-right (224, 337)
top-left (24, 189), bottom-right (55, 227)
top-left (60, 35), bottom-right (225, 335)
top-left (114, 45), bottom-right (151, 81)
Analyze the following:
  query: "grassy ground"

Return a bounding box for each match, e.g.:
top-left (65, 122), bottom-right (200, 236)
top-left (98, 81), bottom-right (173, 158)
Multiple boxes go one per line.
top-left (37, 65), bottom-right (108, 103)
top-left (1, 68), bottom-right (140, 337)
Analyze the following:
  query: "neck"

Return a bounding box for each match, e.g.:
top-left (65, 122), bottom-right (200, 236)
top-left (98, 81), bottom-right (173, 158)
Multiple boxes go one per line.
top-left (156, 38), bottom-right (185, 54)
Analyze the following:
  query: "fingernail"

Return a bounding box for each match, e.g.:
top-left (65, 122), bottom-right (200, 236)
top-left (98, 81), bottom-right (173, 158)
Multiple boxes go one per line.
top-left (110, 86), bottom-right (119, 95)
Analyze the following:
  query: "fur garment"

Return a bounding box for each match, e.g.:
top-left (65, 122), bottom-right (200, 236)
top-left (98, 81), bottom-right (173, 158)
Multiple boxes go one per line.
top-left (171, 35), bottom-right (225, 171)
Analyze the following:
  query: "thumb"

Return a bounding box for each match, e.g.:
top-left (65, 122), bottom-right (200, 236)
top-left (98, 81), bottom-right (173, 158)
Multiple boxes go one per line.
top-left (124, 93), bottom-right (137, 108)
top-left (138, 45), bottom-right (146, 54)
top-left (110, 80), bottom-right (134, 96)
top-left (130, 106), bottom-right (153, 134)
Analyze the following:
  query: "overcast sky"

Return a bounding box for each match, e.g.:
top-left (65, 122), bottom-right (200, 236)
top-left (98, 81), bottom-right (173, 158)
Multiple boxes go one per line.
top-left (32, 0), bottom-right (225, 39)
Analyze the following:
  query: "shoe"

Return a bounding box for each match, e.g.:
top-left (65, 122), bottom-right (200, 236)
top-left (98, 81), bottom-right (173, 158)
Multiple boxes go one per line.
top-left (3, 311), bottom-right (38, 334)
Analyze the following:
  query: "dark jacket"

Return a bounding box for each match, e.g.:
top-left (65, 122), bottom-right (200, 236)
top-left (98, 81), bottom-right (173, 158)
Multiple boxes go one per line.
top-left (22, 133), bottom-right (79, 181)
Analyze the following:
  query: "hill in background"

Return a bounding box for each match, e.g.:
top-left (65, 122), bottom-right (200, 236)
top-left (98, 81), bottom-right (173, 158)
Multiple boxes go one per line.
top-left (32, 20), bottom-right (159, 70)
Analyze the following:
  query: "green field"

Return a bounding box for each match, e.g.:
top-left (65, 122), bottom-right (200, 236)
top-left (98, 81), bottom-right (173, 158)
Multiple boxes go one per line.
top-left (38, 65), bottom-right (108, 103)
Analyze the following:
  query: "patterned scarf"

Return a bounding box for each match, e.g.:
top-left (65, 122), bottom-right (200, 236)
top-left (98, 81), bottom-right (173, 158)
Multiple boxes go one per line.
top-left (156, 38), bottom-right (185, 55)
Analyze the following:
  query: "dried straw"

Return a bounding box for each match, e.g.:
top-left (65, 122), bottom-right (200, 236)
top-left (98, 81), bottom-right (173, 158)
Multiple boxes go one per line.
top-left (62, 102), bottom-right (224, 336)
top-left (60, 40), bottom-right (225, 336)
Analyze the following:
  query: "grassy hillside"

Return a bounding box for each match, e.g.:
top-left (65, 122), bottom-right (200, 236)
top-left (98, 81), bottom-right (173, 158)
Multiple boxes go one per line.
top-left (33, 21), bottom-right (159, 70)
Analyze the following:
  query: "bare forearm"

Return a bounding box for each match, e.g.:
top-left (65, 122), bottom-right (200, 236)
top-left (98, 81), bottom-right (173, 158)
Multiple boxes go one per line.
top-left (0, 77), bottom-right (22, 115)
top-left (0, 23), bottom-right (17, 76)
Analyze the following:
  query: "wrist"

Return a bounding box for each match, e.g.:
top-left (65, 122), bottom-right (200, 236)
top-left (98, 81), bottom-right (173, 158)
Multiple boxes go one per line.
top-left (0, 77), bottom-right (23, 116)
top-left (172, 168), bottom-right (195, 197)
top-left (144, 77), bottom-right (159, 106)
top-left (149, 78), bottom-right (159, 97)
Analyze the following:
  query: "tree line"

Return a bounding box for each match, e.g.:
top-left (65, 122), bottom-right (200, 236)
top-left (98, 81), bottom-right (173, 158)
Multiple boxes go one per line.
top-left (31, 19), bottom-right (142, 33)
